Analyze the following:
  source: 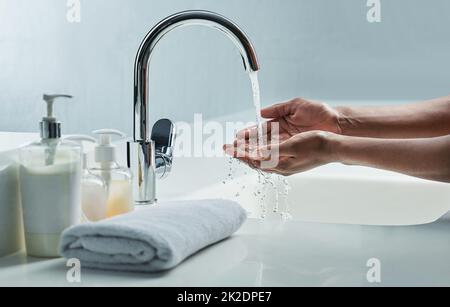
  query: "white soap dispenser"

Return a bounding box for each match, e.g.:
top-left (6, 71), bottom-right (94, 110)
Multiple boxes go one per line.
top-left (89, 129), bottom-right (133, 218)
top-left (19, 94), bottom-right (82, 258)
top-left (64, 135), bottom-right (108, 222)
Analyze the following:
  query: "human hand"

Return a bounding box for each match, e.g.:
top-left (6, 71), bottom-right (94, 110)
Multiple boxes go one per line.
top-left (236, 97), bottom-right (342, 143)
top-left (224, 131), bottom-right (335, 176)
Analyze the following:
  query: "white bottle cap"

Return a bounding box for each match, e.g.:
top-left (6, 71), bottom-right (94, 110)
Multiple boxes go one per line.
top-left (92, 129), bottom-right (126, 164)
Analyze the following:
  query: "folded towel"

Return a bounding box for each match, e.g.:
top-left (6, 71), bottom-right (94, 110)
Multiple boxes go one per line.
top-left (59, 199), bottom-right (247, 273)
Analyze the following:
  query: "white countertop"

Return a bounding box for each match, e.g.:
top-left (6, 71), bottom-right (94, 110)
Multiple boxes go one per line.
top-left (2, 130), bottom-right (450, 286)
top-left (1, 217), bottom-right (450, 287)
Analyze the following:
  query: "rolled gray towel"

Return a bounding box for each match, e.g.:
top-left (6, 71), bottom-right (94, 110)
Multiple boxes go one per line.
top-left (59, 199), bottom-right (247, 273)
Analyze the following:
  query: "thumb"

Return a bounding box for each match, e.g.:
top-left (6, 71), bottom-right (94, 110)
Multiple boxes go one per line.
top-left (261, 100), bottom-right (293, 119)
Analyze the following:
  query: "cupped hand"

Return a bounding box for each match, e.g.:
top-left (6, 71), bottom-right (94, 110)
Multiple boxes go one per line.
top-left (224, 131), bottom-right (335, 176)
top-left (237, 97), bottom-right (342, 143)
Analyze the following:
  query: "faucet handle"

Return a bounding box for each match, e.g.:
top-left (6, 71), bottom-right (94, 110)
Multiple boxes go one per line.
top-left (151, 119), bottom-right (175, 150)
top-left (151, 119), bottom-right (175, 179)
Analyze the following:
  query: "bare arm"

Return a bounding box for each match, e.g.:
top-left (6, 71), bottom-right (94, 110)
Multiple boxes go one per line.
top-left (229, 95), bottom-right (450, 182)
top-left (336, 96), bottom-right (450, 138)
top-left (329, 134), bottom-right (450, 182)
top-left (226, 132), bottom-right (450, 183)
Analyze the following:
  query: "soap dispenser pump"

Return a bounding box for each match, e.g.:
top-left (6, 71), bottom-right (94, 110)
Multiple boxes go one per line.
top-left (40, 94), bottom-right (72, 140)
top-left (19, 94), bottom-right (82, 258)
top-left (64, 135), bottom-right (108, 222)
top-left (89, 129), bottom-right (134, 218)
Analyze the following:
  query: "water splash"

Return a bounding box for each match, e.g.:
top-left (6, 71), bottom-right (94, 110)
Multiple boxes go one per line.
top-left (222, 157), bottom-right (235, 184)
top-left (249, 71), bottom-right (293, 220)
top-left (223, 71), bottom-right (292, 221)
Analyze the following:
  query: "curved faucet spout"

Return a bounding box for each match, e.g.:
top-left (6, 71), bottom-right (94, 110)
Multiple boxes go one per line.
top-left (133, 10), bottom-right (260, 142)
top-left (129, 10), bottom-right (260, 204)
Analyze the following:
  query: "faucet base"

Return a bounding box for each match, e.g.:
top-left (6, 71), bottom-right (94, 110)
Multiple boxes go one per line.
top-left (127, 141), bottom-right (156, 204)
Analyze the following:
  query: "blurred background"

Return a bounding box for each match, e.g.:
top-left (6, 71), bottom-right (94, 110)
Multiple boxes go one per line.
top-left (1, 0), bottom-right (449, 134)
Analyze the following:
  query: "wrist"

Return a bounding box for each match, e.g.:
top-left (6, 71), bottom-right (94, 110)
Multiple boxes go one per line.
top-left (322, 132), bottom-right (346, 164)
top-left (335, 106), bottom-right (357, 136)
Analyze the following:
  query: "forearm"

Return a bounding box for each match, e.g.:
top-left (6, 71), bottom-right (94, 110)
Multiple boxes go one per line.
top-left (336, 96), bottom-right (450, 138)
top-left (328, 133), bottom-right (450, 183)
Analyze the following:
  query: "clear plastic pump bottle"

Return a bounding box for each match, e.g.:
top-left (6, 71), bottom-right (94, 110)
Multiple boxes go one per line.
top-left (89, 129), bottom-right (134, 218)
top-left (63, 135), bottom-right (108, 222)
top-left (19, 94), bottom-right (82, 258)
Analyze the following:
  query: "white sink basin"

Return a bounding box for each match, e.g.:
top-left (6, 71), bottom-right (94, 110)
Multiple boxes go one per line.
top-left (159, 157), bottom-right (450, 226)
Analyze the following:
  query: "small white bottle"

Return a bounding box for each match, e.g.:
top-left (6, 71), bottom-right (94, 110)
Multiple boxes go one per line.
top-left (63, 135), bottom-right (108, 222)
top-left (19, 94), bottom-right (82, 258)
top-left (89, 129), bottom-right (134, 218)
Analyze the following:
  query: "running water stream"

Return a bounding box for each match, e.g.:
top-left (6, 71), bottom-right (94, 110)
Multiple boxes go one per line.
top-left (249, 72), bottom-right (265, 147)
top-left (223, 71), bottom-right (292, 220)
top-left (246, 72), bottom-right (292, 219)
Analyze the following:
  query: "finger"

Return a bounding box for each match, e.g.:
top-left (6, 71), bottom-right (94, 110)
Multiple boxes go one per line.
top-left (235, 125), bottom-right (256, 140)
top-left (260, 100), bottom-right (295, 119)
top-left (223, 143), bottom-right (255, 159)
top-left (248, 140), bottom-right (295, 161)
top-left (223, 144), bottom-right (237, 157)
top-left (236, 120), bottom-right (279, 141)
top-left (224, 142), bottom-right (295, 176)
top-left (236, 123), bottom-right (268, 140)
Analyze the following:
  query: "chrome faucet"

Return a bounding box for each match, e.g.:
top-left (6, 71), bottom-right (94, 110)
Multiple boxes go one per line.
top-left (128, 10), bottom-right (260, 204)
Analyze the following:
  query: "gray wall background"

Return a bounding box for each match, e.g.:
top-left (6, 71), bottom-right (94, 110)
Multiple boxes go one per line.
top-left (1, 0), bottom-right (449, 135)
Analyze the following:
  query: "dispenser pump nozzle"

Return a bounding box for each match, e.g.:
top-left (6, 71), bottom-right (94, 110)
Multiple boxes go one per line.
top-left (40, 94), bottom-right (73, 139)
top-left (92, 129), bottom-right (126, 164)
